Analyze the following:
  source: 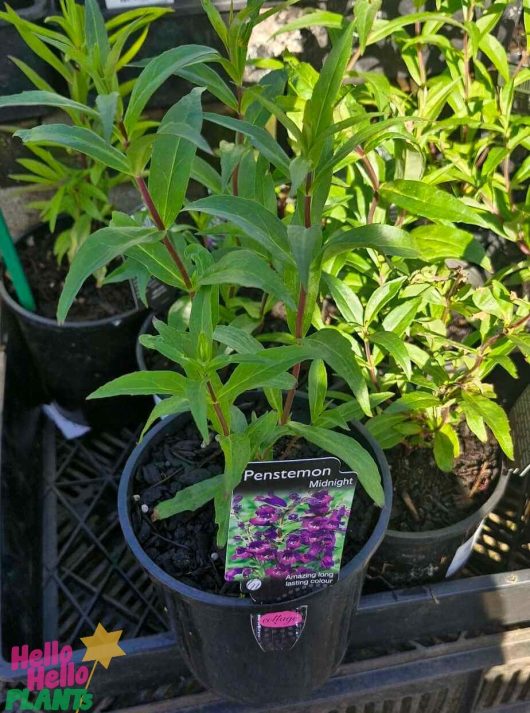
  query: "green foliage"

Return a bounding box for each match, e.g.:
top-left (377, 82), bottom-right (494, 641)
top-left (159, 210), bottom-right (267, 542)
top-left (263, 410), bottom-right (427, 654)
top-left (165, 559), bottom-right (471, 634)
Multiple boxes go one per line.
top-left (39, 0), bottom-right (528, 544)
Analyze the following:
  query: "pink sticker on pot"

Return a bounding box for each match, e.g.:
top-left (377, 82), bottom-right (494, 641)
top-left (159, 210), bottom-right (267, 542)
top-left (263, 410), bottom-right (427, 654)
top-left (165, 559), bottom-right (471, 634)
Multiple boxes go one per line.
top-left (260, 611), bottom-right (303, 628)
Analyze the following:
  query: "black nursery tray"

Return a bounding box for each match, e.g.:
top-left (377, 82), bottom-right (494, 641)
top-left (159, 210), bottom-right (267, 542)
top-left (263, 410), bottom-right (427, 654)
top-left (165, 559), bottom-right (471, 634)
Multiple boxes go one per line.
top-left (0, 313), bottom-right (529, 712)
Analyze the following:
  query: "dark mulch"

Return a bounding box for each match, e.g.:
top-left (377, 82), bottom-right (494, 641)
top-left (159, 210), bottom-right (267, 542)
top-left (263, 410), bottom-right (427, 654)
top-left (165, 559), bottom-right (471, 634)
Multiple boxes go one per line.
top-left (387, 425), bottom-right (501, 532)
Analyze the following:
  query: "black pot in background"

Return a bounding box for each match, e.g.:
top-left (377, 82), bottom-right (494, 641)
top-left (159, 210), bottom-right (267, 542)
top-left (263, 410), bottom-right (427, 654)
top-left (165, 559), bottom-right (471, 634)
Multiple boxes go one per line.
top-left (0, 224), bottom-right (148, 419)
top-left (118, 406), bottom-right (392, 705)
top-left (136, 311), bottom-right (155, 372)
top-left (372, 464), bottom-right (510, 588)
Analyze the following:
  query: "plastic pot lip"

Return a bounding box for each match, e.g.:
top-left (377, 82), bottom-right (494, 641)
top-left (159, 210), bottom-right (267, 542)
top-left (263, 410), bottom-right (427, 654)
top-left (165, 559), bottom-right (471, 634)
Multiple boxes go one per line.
top-left (136, 311), bottom-right (156, 371)
top-left (0, 223), bottom-right (145, 329)
top-left (118, 408), bottom-right (393, 609)
top-left (384, 463), bottom-right (510, 544)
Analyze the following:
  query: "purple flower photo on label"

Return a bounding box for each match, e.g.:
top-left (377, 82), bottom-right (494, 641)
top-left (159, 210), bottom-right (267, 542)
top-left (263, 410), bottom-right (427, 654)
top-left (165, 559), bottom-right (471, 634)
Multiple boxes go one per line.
top-left (224, 487), bottom-right (352, 582)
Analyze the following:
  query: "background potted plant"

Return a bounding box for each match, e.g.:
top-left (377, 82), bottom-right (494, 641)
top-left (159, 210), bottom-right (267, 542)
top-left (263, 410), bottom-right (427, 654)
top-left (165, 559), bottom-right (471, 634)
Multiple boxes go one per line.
top-left (0, 0), bottom-right (171, 412)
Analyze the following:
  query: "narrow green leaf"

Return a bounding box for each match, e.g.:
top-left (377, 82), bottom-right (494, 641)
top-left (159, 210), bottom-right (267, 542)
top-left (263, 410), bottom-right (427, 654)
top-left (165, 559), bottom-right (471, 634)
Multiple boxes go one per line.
top-left (88, 371), bottom-right (187, 399)
top-left (380, 180), bottom-right (492, 229)
top-left (364, 277), bottom-right (407, 326)
top-left (412, 225), bottom-right (492, 271)
top-left (141, 396), bottom-right (190, 439)
top-left (199, 250), bottom-right (296, 310)
top-left (85, 0), bottom-right (110, 66)
top-left (0, 90), bottom-right (97, 116)
top-left (204, 112), bottom-right (290, 174)
top-left (322, 272), bottom-right (364, 325)
top-left (124, 45), bottom-right (218, 131)
top-left (15, 124), bottom-right (130, 173)
top-left (96, 92), bottom-right (119, 143)
top-left (149, 88), bottom-right (204, 228)
top-left (305, 330), bottom-right (371, 416)
top-left (371, 330), bottom-right (412, 378)
top-left (308, 359), bottom-right (328, 422)
top-left (287, 225), bottom-right (322, 289)
top-left (355, 0), bottom-right (382, 52)
top-left (285, 422), bottom-right (384, 506)
top-left (323, 225), bottom-right (419, 260)
top-left (188, 195), bottom-right (290, 261)
top-left (461, 393), bottom-right (514, 460)
top-left (154, 474), bottom-right (224, 520)
top-left (213, 325), bottom-right (263, 354)
top-left (57, 226), bottom-right (162, 321)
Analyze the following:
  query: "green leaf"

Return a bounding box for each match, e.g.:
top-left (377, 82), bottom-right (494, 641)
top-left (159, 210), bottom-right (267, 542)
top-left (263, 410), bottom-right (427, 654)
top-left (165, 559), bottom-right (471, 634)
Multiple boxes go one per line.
top-left (354, 0), bottom-right (382, 52)
top-left (141, 396), bottom-right (190, 439)
top-left (412, 225), bottom-right (492, 271)
top-left (199, 250), bottom-right (296, 309)
top-left (219, 346), bottom-right (304, 401)
top-left (191, 156), bottom-right (222, 194)
top-left (187, 380), bottom-right (209, 443)
top-left (305, 330), bottom-right (371, 416)
top-left (213, 325), bottom-right (263, 354)
top-left (461, 393), bottom-right (514, 460)
top-left (479, 32), bottom-right (509, 83)
top-left (57, 225), bottom-right (162, 321)
top-left (124, 45), bottom-right (218, 131)
top-left (433, 425), bottom-right (458, 472)
top-left (219, 432), bottom-right (251, 492)
top-left (154, 474), bottom-right (224, 520)
top-left (461, 402), bottom-right (488, 444)
top-left (322, 272), bottom-right (363, 325)
top-left (0, 90), bottom-right (97, 116)
top-left (187, 195), bottom-right (290, 261)
top-left (200, 0), bottom-right (228, 48)
top-left (386, 392), bottom-right (439, 413)
top-left (88, 371), bottom-right (186, 399)
top-left (149, 88), bottom-right (204, 228)
top-left (15, 124), bottom-right (130, 173)
top-left (308, 359), bottom-right (327, 422)
top-left (96, 93), bottom-right (119, 143)
top-left (177, 63), bottom-right (238, 110)
top-left (380, 180), bottom-right (492, 230)
top-left (204, 113), bottom-right (290, 174)
top-left (304, 20), bottom-right (355, 146)
top-left (382, 297), bottom-right (421, 336)
top-left (285, 422), bottom-right (384, 506)
top-left (364, 277), bottom-right (407, 326)
top-left (273, 9), bottom-right (343, 34)
top-left (323, 225), bottom-right (419, 260)
top-left (287, 225), bottom-right (322, 289)
top-left (85, 0), bottom-right (110, 66)
top-left (371, 330), bottom-right (412, 378)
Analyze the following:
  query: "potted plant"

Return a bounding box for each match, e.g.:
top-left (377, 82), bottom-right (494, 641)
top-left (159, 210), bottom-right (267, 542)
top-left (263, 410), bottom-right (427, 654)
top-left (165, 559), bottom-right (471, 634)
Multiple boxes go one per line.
top-left (40, 7), bottom-right (405, 702)
top-left (0, 0), bottom-right (169, 411)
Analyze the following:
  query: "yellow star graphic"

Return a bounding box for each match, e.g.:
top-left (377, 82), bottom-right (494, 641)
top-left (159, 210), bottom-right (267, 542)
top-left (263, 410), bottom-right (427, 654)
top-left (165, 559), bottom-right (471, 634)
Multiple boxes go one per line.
top-left (80, 623), bottom-right (126, 670)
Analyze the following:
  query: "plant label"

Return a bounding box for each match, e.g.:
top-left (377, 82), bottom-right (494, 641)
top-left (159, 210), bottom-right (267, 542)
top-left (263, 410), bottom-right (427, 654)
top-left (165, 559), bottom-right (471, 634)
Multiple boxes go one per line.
top-left (225, 456), bottom-right (357, 602)
top-left (445, 519), bottom-right (485, 578)
top-left (251, 606), bottom-right (307, 652)
top-left (105, 0), bottom-right (171, 9)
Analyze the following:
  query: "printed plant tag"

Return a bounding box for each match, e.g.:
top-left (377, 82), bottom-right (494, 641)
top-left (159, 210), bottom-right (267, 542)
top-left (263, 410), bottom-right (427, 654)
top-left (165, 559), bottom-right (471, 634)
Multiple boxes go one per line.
top-left (225, 456), bottom-right (357, 602)
top-left (251, 607), bottom-right (307, 652)
top-left (105, 0), bottom-right (171, 9)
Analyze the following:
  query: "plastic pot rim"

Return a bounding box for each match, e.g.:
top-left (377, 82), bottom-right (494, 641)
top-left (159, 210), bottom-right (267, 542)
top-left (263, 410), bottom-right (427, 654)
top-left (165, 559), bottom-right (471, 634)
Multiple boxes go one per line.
top-left (136, 311), bottom-right (155, 371)
top-left (0, 223), bottom-right (144, 329)
top-left (118, 408), bottom-right (393, 609)
top-left (385, 463), bottom-right (510, 544)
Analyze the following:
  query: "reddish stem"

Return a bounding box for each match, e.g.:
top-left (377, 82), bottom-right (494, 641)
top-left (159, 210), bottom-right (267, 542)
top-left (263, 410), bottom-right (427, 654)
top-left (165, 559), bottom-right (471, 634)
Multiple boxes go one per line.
top-left (135, 176), bottom-right (193, 292)
top-left (207, 381), bottom-right (230, 437)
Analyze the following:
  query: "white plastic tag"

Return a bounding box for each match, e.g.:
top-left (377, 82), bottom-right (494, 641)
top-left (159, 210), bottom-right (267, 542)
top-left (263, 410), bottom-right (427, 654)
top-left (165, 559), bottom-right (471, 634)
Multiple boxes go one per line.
top-left (445, 519), bottom-right (485, 578)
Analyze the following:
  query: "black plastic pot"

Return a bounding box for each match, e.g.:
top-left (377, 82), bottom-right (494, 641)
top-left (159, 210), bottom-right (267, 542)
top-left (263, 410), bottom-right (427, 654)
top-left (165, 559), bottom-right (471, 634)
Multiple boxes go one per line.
top-left (372, 465), bottom-right (511, 587)
top-left (136, 310), bottom-right (155, 372)
top-left (118, 406), bottom-right (392, 705)
top-left (0, 224), bottom-right (147, 414)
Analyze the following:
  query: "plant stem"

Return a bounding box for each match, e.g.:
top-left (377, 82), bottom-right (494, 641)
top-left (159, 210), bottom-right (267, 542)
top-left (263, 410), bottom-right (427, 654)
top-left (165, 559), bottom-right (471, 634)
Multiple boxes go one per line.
top-left (363, 337), bottom-right (379, 389)
top-left (280, 174), bottom-right (312, 425)
top-left (135, 175), bottom-right (193, 292)
top-left (356, 147), bottom-right (379, 224)
top-left (207, 381), bottom-right (230, 437)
